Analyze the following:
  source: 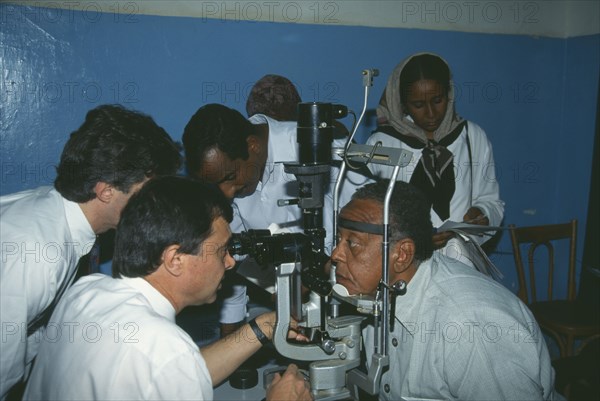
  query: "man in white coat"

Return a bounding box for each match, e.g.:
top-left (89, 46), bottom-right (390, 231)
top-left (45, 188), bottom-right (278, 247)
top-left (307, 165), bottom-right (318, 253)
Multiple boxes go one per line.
top-left (0, 104), bottom-right (181, 400)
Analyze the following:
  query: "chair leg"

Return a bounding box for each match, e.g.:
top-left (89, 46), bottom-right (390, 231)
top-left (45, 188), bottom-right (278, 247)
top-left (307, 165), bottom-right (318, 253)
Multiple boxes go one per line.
top-left (545, 328), bottom-right (568, 358)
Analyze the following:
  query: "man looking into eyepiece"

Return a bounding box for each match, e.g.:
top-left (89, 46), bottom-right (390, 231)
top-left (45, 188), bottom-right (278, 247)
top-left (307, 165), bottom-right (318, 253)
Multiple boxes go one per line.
top-left (23, 176), bottom-right (312, 401)
top-left (332, 180), bottom-right (562, 400)
top-left (183, 102), bottom-right (371, 336)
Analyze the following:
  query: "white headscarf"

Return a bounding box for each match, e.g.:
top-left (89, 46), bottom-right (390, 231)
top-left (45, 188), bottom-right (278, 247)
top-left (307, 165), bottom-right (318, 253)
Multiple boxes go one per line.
top-left (376, 52), bottom-right (464, 144)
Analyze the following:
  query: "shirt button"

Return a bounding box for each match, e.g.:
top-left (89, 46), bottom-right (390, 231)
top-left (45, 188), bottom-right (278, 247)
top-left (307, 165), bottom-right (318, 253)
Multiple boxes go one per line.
top-left (384, 384), bottom-right (390, 393)
top-left (392, 338), bottom-right (398, 347)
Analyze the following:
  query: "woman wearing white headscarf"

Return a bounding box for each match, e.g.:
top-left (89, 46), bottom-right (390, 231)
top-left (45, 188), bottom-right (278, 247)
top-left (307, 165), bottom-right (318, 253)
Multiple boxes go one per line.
top-left (367, 53), bottom-right (504, 267)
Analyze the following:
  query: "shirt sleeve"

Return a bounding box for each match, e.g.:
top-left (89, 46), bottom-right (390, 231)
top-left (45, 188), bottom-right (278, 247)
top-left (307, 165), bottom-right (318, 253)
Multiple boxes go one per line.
top-left (467, 123), bottom-right (505, 229)
top-left (443, 306), bottom-right (560, 400)
top-left (1, 226), bottom-right (61, 398)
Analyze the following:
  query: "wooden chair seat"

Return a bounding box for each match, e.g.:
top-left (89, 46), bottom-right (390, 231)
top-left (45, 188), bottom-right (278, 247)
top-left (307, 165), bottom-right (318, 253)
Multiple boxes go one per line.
top-left (531, 300), bottom-right (599, 336)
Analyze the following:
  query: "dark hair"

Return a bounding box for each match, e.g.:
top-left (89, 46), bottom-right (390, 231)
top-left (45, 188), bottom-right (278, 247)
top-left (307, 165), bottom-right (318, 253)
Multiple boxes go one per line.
top-left (112, 176), bottom-right (233, 278)
top-left (54, 104), bottom-right (181, 202)
top-left (182, 104), bottom-right (255, 175)
top-left (400, 54), bottom-right (451, 106)
top-left (246, 74), bottom-right (302, 121)
top-left (351, 180), bottom-right (434, 262)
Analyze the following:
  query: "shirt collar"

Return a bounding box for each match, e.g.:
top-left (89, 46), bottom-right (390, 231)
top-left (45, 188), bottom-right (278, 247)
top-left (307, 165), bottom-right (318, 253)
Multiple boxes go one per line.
top-left (120, 276), bottom-right (177, 322)
top-left (62, 196), bottom-right (96, 259)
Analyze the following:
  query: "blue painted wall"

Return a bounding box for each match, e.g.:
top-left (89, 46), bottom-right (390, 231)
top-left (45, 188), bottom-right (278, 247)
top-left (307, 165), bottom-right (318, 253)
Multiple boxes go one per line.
top-left (1, 4), bottom-right (599, 297)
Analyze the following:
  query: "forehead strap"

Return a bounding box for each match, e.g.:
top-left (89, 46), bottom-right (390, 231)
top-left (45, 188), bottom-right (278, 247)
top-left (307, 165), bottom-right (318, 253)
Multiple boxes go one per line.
top-left (338, 217), bottom-right (385, 236)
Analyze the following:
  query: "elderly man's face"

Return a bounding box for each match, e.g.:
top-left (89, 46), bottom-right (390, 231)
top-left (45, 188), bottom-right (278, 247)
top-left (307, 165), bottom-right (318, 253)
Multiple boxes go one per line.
top-left (331, 198), bottom-right (384, 296)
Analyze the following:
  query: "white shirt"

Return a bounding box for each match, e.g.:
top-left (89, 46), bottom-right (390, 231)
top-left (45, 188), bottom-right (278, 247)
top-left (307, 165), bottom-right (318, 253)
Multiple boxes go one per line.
top-left (23, 274), bottom-right (213, 401)
top-left (366, 121), bottom-right (505, 266)
top-left (364, 253), bottom-right (562, 401)
top-left (220, 114), bottom-right (372, 323)
top-left (0, 186), bottom-right (95, 400)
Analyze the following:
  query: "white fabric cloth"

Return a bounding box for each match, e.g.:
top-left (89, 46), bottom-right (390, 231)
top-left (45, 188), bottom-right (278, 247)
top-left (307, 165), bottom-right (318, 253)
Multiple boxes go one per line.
top-left (364, 253), bottom-right (562, 401)
top-left (0, 186), bottom-right (95, 400)
top-left (220, 114), bottom-right (372, 323)
top-left (23, 274), bottom-right (213, 400)
top-left (366, 121), bottom-right (504, 266)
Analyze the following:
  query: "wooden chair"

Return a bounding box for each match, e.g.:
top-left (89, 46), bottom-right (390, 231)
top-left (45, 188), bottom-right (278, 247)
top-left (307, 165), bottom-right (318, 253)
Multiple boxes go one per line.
top-left (509, 220), bottom-right (600, 358)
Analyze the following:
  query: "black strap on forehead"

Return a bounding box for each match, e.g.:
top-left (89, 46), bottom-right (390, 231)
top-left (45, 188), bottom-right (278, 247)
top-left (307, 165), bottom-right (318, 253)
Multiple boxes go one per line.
top-left (338, 217), bottom-right (385, 235)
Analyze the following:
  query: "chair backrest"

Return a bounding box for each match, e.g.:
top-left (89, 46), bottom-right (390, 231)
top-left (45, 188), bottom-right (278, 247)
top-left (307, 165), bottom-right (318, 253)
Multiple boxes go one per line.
top-left (509, 220), bottom-right (577, 304)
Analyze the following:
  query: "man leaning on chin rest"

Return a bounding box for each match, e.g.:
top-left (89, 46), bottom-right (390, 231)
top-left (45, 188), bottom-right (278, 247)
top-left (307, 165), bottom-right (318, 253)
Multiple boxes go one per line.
top-left (0, 104), bottom-right (182, 400)
top-left (332, 180), bottom-right (564, 401)
top-left (22, 176), bottom-right (312, 401)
